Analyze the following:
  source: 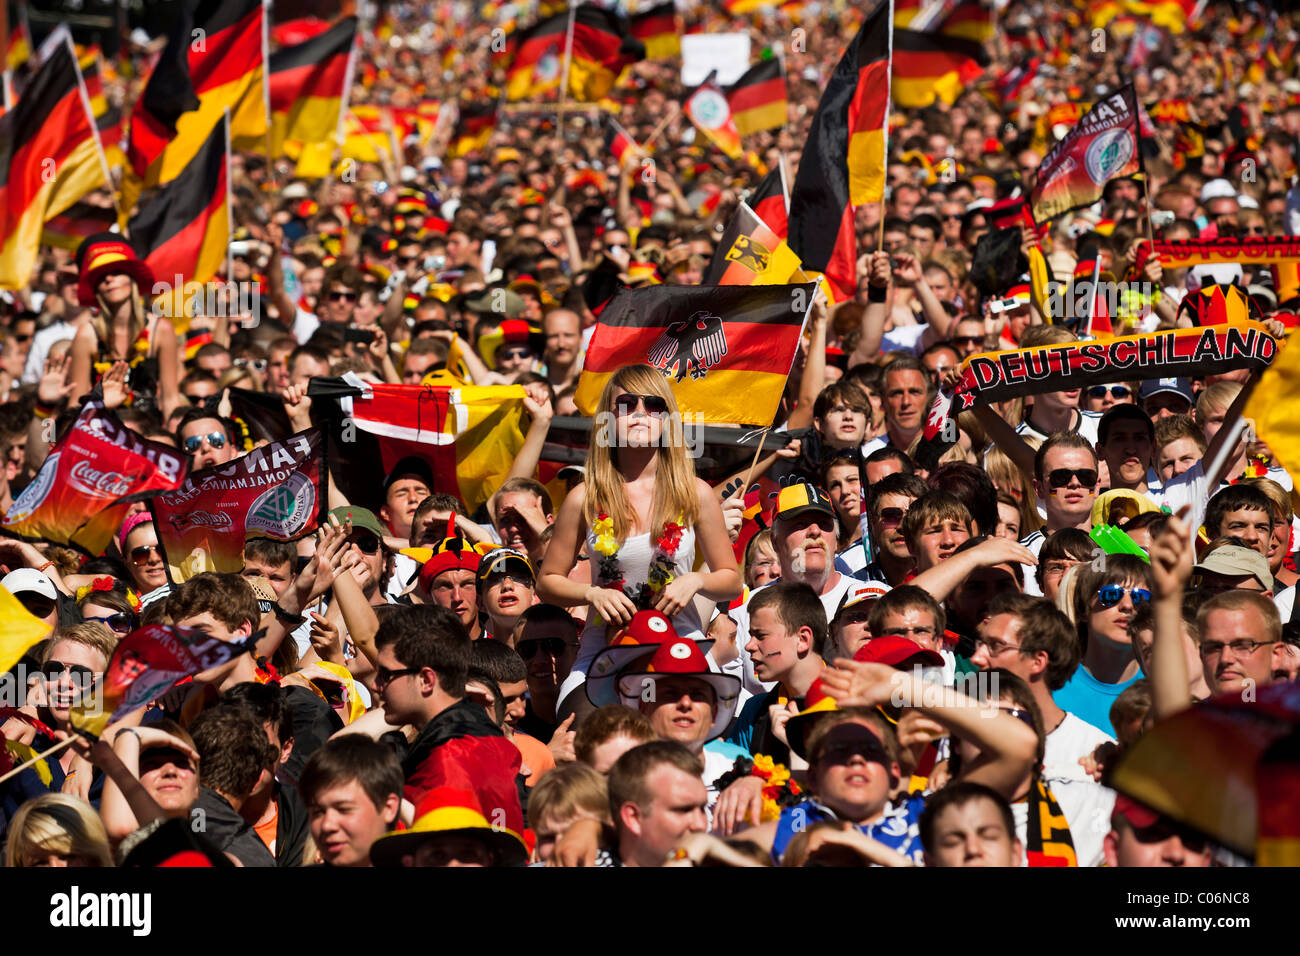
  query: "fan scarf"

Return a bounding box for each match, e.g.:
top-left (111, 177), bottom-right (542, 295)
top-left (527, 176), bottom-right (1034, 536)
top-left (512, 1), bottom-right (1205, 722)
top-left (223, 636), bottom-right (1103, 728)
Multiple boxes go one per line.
top-left (1026, 777), bottom-right (1077, 867)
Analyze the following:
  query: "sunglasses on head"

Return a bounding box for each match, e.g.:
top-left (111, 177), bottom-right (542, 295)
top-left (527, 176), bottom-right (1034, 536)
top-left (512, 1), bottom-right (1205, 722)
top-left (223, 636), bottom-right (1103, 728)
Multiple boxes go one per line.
top-left (1087, 384), bottom-right (1131, 399)
top-left (129, 544), bottom-right (161, 566)
top-left (84, 612), bottom-right (137, 633)
top-left (1046, 468), bottom-right (1098, 489)
top-left (613, 392), bottom-right (669, 417)
top-left (517, 637), bottom-right (572, 660)
top-left (348, 534), bottom-right (380, 555)
top-left (1097, 584), bottom-right (1151, 609)
top-left (182, 432), bottom-right (227, 454)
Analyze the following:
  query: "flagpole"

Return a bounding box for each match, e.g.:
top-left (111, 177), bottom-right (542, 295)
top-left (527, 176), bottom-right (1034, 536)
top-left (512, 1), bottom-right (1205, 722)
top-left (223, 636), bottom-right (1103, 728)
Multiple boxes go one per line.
top-left (225, 108), bottom-right (234, 284)
top-left (333, 28), bottom-right (361, 179)
top-left (642, 101), bottom-right (680, 151)
top-left (879, 0), bottom-right (895, 251)
top-left (740, 426), bottom-right (771, 490)
top-left (66, 31), bottom-right (123, 228)
top-left (0, 734), bottom-right (81, 786)
top-left (261, 0), bottom-right (275, 188)
top-left (557, 1), bottom-right (578, 121)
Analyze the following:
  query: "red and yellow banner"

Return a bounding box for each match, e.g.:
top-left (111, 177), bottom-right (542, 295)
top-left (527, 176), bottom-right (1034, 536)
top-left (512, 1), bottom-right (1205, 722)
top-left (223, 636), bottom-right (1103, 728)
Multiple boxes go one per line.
top-left (3, 403), bottom-right (188, 554)
top-left (1031, 85), bottom-right (1143, 222)
top-left (150, 428), bottom-right (327, 583)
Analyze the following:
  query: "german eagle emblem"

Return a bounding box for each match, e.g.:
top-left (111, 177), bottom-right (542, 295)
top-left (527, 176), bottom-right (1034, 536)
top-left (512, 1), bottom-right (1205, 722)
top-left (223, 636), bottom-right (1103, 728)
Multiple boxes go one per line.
top-left (647, 311), bottom-right (728, 382)
top-left (724, 235), bottom-right (771, 273)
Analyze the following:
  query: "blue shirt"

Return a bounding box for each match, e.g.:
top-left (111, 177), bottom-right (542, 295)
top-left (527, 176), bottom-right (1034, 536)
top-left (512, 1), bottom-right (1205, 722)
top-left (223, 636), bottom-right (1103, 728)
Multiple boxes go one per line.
top-left (772, 793), bottom-right (927, 864)
top-left (1053, 665), bottom-right (1145, 736)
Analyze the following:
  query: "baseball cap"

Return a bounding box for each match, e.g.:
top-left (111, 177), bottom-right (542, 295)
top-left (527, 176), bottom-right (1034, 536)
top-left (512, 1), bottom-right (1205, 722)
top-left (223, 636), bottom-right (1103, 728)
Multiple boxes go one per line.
top-left (1112, 794), bottom-right (1162, 829)
top-left (774, 483), bottom-right (835, 523)
top-left (1138, 378), bottom-right (1194, 405)
top-left (786, 678), bottom-right (841, 759)
top-left (832, 582), bottom-right (891, 627)
top-left (383, 455), bottom-right (435, 493)
top-left (475, 547), bottom-right (535, 588)
top-left (853, 635), bottom-right (945, 668)
top-left (1194, 544), bottom-right (1273, 592)
top-left (329, 506), bottom-right (388, 542)
top-left (464, 288), bottom-right (525, 320)
top-left (1, 568), bottom-right (58, 602)
top-left (1200, 178), bottom-right (1237, 203)
top-left (557, 464), bottom-right (586, 481)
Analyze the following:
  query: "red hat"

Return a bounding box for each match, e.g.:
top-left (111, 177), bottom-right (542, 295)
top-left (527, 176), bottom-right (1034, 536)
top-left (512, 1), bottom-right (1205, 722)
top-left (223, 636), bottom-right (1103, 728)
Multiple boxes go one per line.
top-left (1112, 794), bottom-right (1162, 829)
top-left (369, 786), bottom-right (527, 867)
top-left (854, 636), bottom-right (944, 669)
top-left (585, 610), bottom-right (719, 698)
top-left (76, 233), bottom-right (156, 307)
top-left (416, 537), bottom-right (488, 594)
top-left (610, 635), bottom-right (740, 742)
top-left (785, 677), bottom-right (842, 759)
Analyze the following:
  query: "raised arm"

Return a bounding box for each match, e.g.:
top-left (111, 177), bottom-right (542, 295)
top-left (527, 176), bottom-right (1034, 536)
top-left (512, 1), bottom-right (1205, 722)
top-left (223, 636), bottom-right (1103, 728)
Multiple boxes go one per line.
top-left (1146, 505), bottom-right (1195, 720)
top-left (847, 251), bottom-right (891, 366)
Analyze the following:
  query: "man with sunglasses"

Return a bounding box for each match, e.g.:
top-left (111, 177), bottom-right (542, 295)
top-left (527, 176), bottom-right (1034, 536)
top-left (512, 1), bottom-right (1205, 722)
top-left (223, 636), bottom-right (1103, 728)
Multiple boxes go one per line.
top-left (176, 408), bottom-right (238, 471)
top-left (1103, 795), bottom-right (1212, 867)
top-left (1017, 434), bottom-right (1101, 594)
top-left (511, 604), bottom-right (581, 742)
top-left (372, 605), bottom-right (524, 832)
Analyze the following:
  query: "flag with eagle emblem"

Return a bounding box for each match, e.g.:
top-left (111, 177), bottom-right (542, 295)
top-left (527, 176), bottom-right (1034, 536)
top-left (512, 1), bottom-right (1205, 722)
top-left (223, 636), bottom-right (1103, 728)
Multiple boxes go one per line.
top-left (575, 282), bottom-right (818, 425)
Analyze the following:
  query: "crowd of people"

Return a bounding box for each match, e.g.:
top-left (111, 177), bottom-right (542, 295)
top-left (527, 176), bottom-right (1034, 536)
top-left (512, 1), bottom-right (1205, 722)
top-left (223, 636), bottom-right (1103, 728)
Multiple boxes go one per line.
top-left (0, 0), bottom-right (1296, 869)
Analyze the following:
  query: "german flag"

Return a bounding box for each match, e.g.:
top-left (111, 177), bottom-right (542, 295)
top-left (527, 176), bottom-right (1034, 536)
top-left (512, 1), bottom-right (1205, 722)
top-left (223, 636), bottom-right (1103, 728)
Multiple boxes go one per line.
top-left (448, 101), bottom-right (498, 158)
top-left (36, 41), bottom-right (109, 227)
top-left (630, 2), bottom-right (680, 59)
top-left (703, 201), bottom-right (803, 287)
top-left (937, 1), bottom-right (996, 43)
top-left (4, 7), bottom-right (29, 71)
top-left (727, 59), bottom-right (786, 136)
top-left (129, 121), bottom-right (229, 289)
top-left (504, 13), bottom-right (567, 101)
top-left (723, 0), bottom-right (767, 14)
top-left (606, 117), bottom-right (639, 165)
top-left (568, 7), bottom-right (644, 102)
top-left (126, 0), bottom-right (266, 193)
top-left (893, 27), bottom-right (990, 109)
top-left (269, 16), bottom-right (357, 156)
top-left (41, 200), bottom-right (117, 251)
top-left (750, 165), bottom-right (789, 238)
top-left (893, 0), bottom-right (924, 25)
top-left (0, 41), bottom-right (97, 290)
top-left (786, 0), bottom-right (889, 302)
top-left (686, 72), bottom-right (742, 158)
top-left (574, 281), bottom-right (818, 425)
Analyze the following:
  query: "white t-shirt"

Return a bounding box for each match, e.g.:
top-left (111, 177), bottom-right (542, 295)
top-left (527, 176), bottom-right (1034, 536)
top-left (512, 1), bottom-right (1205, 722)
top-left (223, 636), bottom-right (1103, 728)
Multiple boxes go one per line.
top-left (1016, 408), bottom-right (1101, 446)
top-left (881, 324), bottom-right (929, 355)
top-left (724, 573), bottom-right (857, 705)
top-left (1276, 585), bottom-right (1295, 625)
top-left (21, 319), bottom-right (77, 385)
top-left (1043, 710), bottom-right (1117, 868)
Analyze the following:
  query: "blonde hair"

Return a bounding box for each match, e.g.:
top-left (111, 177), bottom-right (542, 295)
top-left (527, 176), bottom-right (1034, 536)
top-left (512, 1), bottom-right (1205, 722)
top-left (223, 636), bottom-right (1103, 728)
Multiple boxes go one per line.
top-left (527, 763), bottom-right (611, 830)
top-left (1196, 382), bottom-right (1241, 422)
top-left (1054, 563), bottom-right (1085, 625)
top-left (42, 622), bottom-right (118, 667)
top-left (584, 364), bottom-right (698, 537)
top-left (983, 445), bottom-right (1043, 535)
top-left (5, 794), bottom-right (113, 867)
top-left (93, 282), bottom-right (150, 361)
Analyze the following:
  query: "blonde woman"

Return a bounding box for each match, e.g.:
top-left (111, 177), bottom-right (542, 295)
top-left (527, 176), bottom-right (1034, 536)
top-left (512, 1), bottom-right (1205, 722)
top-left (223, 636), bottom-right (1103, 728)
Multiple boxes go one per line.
top-left (539, 365), bottom-right (742, 706)
top-left (5, 794), bottom-right (113, 867)
top-left (68, 234), bottom-right (180, 417)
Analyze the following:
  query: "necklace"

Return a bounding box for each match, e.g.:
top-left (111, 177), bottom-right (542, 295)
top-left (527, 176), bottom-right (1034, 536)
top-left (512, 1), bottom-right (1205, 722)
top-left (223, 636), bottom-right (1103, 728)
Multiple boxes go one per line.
top-left (593, 513), bottom-right (685, 612)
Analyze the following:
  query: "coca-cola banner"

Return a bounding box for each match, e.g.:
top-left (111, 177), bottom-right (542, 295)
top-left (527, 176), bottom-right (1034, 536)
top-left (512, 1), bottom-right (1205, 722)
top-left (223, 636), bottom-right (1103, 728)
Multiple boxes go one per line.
top-left (3, 403), bottom-right (188, 554)
top-left (150, 428), bottom-right (327, 583)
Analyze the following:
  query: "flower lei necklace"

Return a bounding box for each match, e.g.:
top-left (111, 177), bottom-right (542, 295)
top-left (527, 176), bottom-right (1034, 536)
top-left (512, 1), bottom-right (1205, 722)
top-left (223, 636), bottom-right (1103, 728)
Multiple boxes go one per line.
top-left (593, 513), bottom-right (685, 612)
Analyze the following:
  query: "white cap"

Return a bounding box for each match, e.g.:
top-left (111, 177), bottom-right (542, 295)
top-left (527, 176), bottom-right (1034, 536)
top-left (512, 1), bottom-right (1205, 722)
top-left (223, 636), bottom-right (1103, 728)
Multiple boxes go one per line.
top-left (2, 568), bottom-right (57, 601)
top-left (400, 165), bottom-right (418, 183)
top-left (1201, 178), bottom-right (1237, 202)
top-left (1283, 79), bottom-right (1300, 94)
top-left (1191, 263), bottom-right (1244, 286)
top-left (281, 182), bottom-right (309, 199)
top-left (1238, 194), bottom-right (1259, 209)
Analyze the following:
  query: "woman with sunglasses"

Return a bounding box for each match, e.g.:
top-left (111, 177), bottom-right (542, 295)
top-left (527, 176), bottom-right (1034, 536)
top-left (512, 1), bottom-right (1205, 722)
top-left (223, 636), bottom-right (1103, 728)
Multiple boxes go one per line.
top-left (539, 365), bottom-right (742, 710)
top-left (76, 581), bottom-right (140, 638)
top-left (117, 513), bottom-right (169, 598)
top-left (1055, 553), bottom-right (1154, 737)
top-left (67, 234), bottom-right (180, 418)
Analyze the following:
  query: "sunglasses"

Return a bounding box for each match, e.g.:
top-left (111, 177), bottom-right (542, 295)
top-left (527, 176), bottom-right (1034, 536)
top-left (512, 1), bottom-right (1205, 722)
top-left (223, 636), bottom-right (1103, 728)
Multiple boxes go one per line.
top-left (819, 736), bottom-right (890, 767)
top-left (1087, 385), bottom-right (1131, 399)
top-left (876, 506), bottom-right (908, 528)
top-left (183, 393), bottom-right (212, 405)
top-left (17, 593), bottom-right (55, 618)
top-left (83, 612), bottom-right (137, 633)
top-left (139, 747), bottom-right (195, 774)
top-left (951, 335), bottom-right (983, 346)
top-left (497, 346), bottom-right (534, 362)
top-left (613, 393), bottom-right (669, 417)
top-left (328, 290), bottom-right (359, 302)
top-left (1097, 584), bottom-right (1151, 609)
top-left (183, 432), bottom-right (227, 454)
top-left (1046, 468), bottom-right (1098, 489)
top-left (129, 544), bottom-right (161, 566)
top-left (14, 333), bottom-right (32, 345)
top-left (233, 357), bottom-right (268, 372)
top-left (347, 534), bottom-right (380, 555)
top-left (517, 637), bottom-right (573, 660)
top-left (42, 660), bottom-right (95, 682)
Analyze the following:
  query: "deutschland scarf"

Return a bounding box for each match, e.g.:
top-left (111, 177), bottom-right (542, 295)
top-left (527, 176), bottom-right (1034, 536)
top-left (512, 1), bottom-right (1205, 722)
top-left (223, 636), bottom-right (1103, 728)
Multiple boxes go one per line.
top-left (1025, 777), bottom-right (1077, 867)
